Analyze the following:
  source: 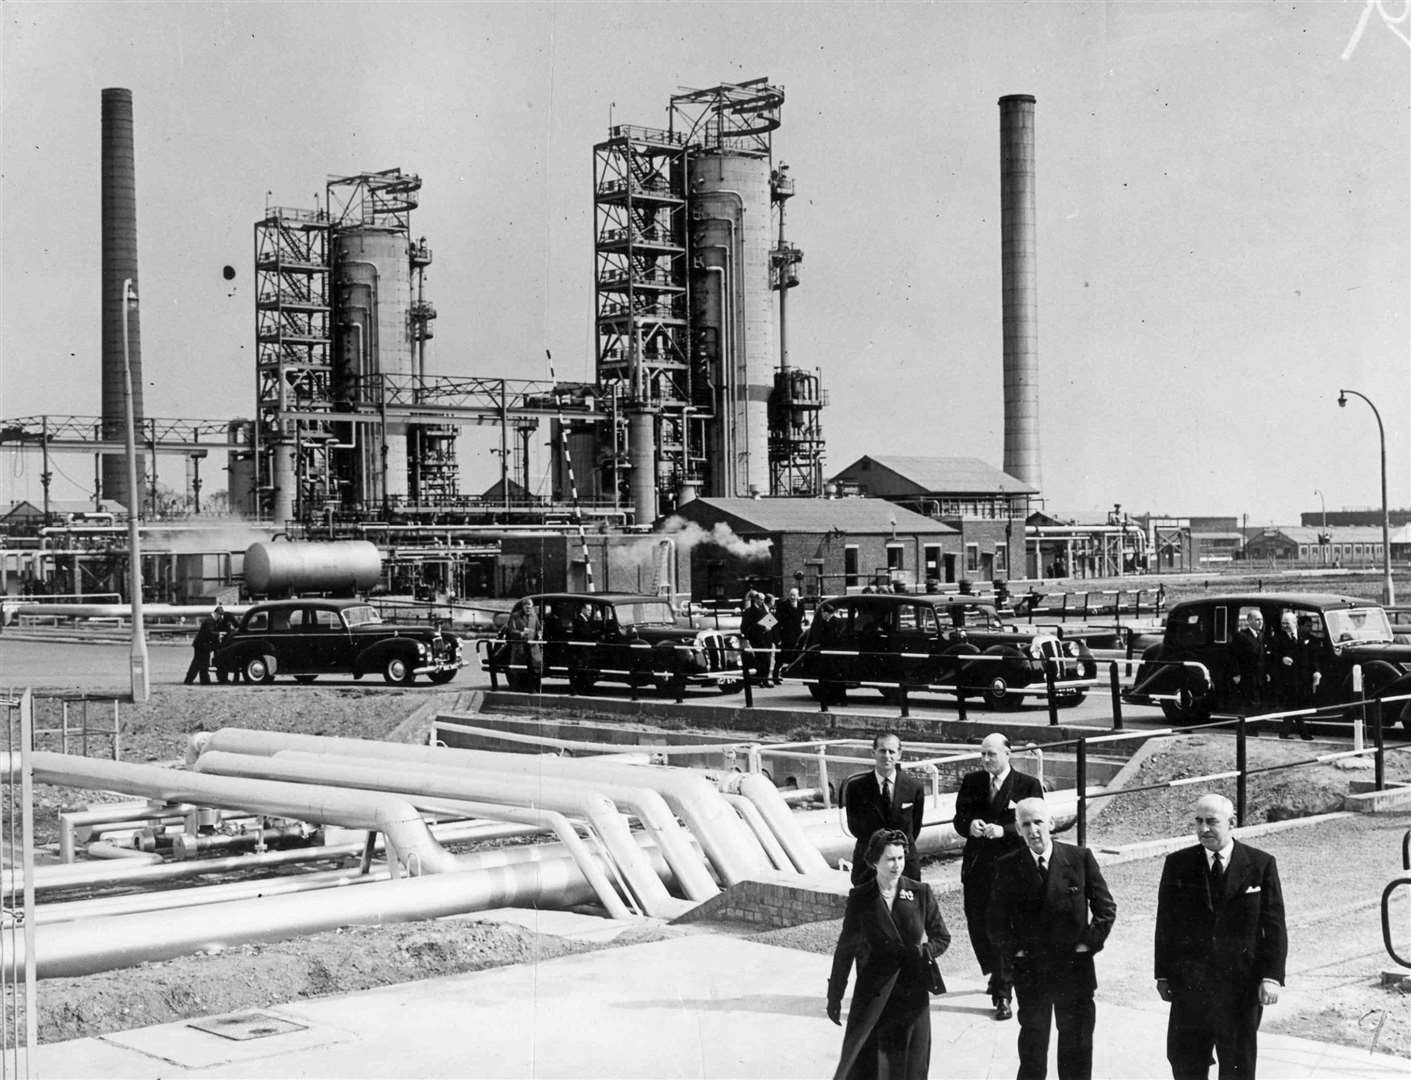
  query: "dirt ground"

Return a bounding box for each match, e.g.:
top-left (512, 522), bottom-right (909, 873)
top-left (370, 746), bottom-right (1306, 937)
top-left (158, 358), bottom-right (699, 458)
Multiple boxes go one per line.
top-left (7, 686), bottom-right (1411, 1056)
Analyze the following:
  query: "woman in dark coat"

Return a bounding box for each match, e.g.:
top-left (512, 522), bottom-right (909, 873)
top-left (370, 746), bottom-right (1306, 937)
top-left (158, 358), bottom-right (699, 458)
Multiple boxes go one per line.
top-left (827, 828), bottom-right (950, 1080)
top-left (503, 598), bottom-right (543, 692)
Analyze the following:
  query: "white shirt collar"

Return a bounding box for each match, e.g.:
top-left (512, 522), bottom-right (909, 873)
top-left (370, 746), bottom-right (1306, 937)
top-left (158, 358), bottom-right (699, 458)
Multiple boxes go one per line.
top-left (1206, 841), bottom-right (1234, 867)
top-left (1029, 843), bottom-right (1054, 865)
top-left (875, 769), bottom-right (897, 789)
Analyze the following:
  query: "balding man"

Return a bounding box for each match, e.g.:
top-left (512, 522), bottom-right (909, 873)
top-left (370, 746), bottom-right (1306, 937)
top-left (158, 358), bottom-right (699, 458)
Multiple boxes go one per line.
top-left (1155, 794), bottom-right (1287, 1080)
top-left (953, 732), bottom-right (1044, 1020)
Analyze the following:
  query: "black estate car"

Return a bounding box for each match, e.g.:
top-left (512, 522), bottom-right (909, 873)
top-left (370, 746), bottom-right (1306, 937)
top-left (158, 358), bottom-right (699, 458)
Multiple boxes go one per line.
top-left (1123, 593), bottom-right (1411, 729)
top-left (782, 594), bottom-right (1098, 709)
top-left (486, 592), bottom-right (743, 694)
top-left (212, 599), bottom-right (464, 686)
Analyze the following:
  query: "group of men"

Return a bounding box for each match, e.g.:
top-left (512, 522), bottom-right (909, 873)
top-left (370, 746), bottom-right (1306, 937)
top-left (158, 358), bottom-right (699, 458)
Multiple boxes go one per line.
top-left (842, 731), bottom-right (1288, 1079)
top-left (1231, 609), bottom-right (1321, 738)
top-left (739, 587), bottom-right (806, 685)
top-left (182, 603), bottom-right (236, 685)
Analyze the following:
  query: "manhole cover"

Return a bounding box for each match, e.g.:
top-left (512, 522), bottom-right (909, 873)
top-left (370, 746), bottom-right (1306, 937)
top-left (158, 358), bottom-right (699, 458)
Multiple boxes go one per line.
top-left (188, 1013), bottom-right (308, 1041)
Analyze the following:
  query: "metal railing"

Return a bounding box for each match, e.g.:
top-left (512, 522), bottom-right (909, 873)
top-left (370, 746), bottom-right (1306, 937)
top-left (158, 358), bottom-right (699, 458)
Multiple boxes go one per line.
top-left (1384, 828), bottom-right (1411, 968)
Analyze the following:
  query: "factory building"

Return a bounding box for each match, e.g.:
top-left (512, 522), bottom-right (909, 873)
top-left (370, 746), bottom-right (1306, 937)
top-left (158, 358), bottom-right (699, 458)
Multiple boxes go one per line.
top-left (661, 497), bottom-right (958, 602)
top-left (829, 456), bottom-right (1034, 584)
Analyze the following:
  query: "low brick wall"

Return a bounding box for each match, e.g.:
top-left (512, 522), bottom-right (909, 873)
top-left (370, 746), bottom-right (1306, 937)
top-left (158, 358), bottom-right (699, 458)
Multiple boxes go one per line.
top-left (673, 870), bottom-right (853, 929)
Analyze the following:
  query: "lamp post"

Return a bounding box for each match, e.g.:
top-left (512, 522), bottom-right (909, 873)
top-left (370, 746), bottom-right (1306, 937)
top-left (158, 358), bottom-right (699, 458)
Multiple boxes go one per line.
top-left (1314, 488), bottom-right (1327, 566)
top-left (1337, 389), bottom-right (1395, 606)
top-left (122, 278), bottom-right (150, 702)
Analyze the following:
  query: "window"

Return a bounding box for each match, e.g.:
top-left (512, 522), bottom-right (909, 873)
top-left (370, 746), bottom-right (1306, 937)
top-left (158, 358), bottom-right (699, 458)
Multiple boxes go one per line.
top-left (244, 611), bottom-right (268, 633)
top-left (1298, 545), bottom-right (1309, 559)
top-left (844, 546), bottom-right (859, 589)
top-left (1213, 605), bottom-right (1228, 644)
top-left (994, 543), bottom-right (1008, 573)
top-left (965, 544), bottom-right (979, 573)
top-left (923, 545), bottom-right (940, 580)
top-left (886, 544), bottom-right (904, 571)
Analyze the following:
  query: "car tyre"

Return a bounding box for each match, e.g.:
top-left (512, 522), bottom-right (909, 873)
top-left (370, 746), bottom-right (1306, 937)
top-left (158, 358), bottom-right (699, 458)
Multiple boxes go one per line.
top-left (244, 655), bottom-right (276, 685)
top-left (427, 669), bottom-right (457, 685)
top-left (383, 654), bottom-right (416, 686)
top-left (983, 674), bottom-right (1023, 711)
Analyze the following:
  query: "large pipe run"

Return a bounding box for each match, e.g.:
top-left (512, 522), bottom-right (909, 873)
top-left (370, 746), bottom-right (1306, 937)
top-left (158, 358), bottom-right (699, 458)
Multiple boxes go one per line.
top-left (999, 93), bottom-right (1041, 492)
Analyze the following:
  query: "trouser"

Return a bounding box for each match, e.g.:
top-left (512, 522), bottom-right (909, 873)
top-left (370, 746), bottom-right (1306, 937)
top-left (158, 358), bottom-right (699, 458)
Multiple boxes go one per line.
top-left (962, 875), bottom-right (1010, 1000)
top-left (184, 648), bottom-right (211, 684)
top-left (1167, 986), bottom-right (1262, 1079)
top-left (1013, 953), bottom-right (1096, 1080)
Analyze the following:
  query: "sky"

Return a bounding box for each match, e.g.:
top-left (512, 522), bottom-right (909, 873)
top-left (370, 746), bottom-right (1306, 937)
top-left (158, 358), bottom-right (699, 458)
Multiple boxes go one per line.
top-left (1, 0), bottom-right (1407, 526)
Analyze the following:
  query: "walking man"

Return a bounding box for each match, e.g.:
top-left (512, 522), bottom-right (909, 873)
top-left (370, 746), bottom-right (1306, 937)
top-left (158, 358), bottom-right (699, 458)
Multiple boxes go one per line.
top-left (953, 732), bottom-right (1044, 1020)
top-left (841, 731), bottom-right (925, 885)
top-left (1155, 793), bottom-right (1287, 1079)
top-left (988, 798), bottom-right (1116, 1080)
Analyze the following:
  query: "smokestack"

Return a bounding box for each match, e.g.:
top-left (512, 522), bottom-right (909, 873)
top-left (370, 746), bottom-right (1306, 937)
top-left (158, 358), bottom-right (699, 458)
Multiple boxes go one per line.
top-left (998, 94), bottom-right (1040, 491)
top-left (101, 87), bottom-right (144, 512)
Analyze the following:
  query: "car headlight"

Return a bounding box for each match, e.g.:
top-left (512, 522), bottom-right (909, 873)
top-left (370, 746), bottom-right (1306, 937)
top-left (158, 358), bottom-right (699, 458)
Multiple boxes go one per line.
top-left (1066, 641), bottom-right (1079, 657)
top-left (417, 643), bottom-right (429, 657)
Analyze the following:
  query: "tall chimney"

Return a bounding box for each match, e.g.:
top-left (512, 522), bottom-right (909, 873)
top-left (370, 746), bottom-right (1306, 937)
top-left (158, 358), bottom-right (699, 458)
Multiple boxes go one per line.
top-left (101, 87), bottom-right (144, 511)
top-left (998, 94), bottom-right (1040, 491)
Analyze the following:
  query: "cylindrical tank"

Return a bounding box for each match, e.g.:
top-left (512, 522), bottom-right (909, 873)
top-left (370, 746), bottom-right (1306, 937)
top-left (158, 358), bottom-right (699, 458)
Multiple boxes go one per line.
top-left (628, 409), bottom-right (656, 525)
top-left (689, 149), bottom-right (776, 497)
top-left (225, 421), bottom-right (256, 517)
top-left (999, 94), bottom-right (1041, 492)
top-left (271, 443), bottom-right (296, 525)
top-left (334, 227), bottom-right (412, 504)
top-left (100, 87), bottom-right (145, 510)
top-left (243, 541), bottom-right (382, 596)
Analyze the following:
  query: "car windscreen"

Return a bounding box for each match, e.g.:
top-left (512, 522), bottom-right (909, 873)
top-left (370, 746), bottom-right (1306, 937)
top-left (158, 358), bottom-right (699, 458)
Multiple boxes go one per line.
top-left (1324, 607), bottom-right (1393, 645)
top-left (341, 605), bottom-right (383, 628)
top-left (611, 601), bottom-right (677, 627)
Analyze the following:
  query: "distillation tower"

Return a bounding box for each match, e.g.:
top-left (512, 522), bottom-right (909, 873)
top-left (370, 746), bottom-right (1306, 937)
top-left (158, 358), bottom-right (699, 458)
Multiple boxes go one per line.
top-left (588, 78), bottom-right (825, 521)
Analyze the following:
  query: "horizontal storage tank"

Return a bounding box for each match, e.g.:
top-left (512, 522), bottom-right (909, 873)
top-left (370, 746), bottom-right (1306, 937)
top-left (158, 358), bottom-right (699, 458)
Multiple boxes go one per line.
top-left (244, 541), bottom-right (382, 596)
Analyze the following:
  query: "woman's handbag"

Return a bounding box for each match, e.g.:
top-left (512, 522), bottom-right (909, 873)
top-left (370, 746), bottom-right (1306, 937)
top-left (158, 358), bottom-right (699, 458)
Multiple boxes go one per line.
top-left (925, 951), bottom-right (946, 995)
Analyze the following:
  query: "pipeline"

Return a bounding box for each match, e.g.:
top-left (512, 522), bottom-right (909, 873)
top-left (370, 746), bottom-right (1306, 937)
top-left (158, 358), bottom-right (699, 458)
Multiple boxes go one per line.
top-left (190, 729), bottom-right (778, 886)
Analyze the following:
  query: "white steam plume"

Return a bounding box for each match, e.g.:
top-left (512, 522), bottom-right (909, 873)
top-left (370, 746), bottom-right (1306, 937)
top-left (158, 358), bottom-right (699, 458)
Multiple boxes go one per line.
top-left (660, 516), bottom-right (772, 561)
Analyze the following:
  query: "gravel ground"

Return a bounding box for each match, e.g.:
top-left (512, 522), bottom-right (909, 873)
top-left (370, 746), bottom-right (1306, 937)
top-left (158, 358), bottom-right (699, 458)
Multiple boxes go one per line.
top-left (5, 684), bottom-right (1410, 1056)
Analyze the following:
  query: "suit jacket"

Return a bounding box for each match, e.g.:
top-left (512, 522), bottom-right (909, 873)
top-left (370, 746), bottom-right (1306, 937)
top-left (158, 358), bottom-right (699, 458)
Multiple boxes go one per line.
top-left (1154, 840), bottom-right (1287, 995)
top-left (987, 841), bottom-right (1116, 966)
top-left (828, 875), bottom-right (950, 1080)
top-left (844, 769), bottom-right (926, 850)
top-left (1266, 630), bottom-right (1319, 699)
top-left (952, 768), bottom-right (1044, 882)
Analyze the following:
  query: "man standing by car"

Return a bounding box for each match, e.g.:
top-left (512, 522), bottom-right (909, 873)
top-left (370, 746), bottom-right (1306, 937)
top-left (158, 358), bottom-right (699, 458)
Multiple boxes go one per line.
top-left (1230, 608), bottom-right (1266, 707)
top-left (1155, 793), bottom-right (1286, 1079)
top-left (776, 587), bottom-right (806, 673)
top-left (953, 732), bottom-right (1044, 1021)
top-left (1267, 612), bottom-right (1318, 738)
top-left (842, 731), bottom-right (925, 885)
top-left (504, 598), bottom-right (543, 693)
top-left (739, 590), bottom-right (777, 685)
top-left (183, 607), bottom-right (220, 685)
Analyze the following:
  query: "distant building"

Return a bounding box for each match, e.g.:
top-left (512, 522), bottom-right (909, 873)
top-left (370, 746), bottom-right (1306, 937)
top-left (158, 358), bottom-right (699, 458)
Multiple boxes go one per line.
top-left (1299, 508), bottom-right (1411, 528)
top-left (829, 456), bottom-right (1033, 581)
top-left (1244, 525), bottom-right (1390, 566)
top-left (660, 496), bottom-right (959, 601)
top-left (0, 499), bottom-right (125, 535)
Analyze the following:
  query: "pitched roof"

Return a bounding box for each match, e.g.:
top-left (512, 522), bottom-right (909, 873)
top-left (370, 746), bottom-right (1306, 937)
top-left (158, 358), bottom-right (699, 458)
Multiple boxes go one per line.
top-left (833, 455), bottom-right (1037, 496)
top-left (664, 497), bottom-right (957, 534)
top-left (1251, 526), bottom-right (1391, 543)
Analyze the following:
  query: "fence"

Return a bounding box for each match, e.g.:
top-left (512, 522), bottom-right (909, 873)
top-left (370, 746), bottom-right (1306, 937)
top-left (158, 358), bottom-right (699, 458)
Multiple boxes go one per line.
top-left (2, 689), bottom-right (38, 1065)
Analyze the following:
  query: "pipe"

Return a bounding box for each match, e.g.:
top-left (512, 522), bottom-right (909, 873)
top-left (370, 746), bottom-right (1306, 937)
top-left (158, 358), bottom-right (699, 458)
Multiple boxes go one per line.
top-left (84, 841), bottom-right (162, 863)
top-left (190, 729), bottom-right (770, 886)
top-left (2, 751), bottom-right (459, 876)
top-left (734, 772), bottom-right (832, 875)
top-left (191, 749), bottom-right (687, 917)
top-left (721, 793), bottom-right (791, 871)
top-left (266, 749), bottom-right (716, 903)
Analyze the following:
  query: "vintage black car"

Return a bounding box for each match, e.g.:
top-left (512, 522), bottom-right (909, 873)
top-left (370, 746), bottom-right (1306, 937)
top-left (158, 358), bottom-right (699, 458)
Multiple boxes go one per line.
top-left (782, 594), bottom-right (1098, 709)
top-left (1123, 593), bottom-right (1411, 729)
top-left (212, 599), bottom-right (463, 686)
top-left (485, 592), bottom-right (743, 694)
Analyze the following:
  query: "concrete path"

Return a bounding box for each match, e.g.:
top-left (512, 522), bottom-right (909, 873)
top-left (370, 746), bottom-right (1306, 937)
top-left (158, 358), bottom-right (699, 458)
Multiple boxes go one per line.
top-left (27, 926), bottom-right (1406, 1079)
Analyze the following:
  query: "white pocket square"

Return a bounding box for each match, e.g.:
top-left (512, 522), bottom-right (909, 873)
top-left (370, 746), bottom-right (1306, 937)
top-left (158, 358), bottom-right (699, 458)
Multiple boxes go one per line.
top-left (1008, 800), bottom-right (1017, 809)
top-left (1244, 885), bottom-right (1261, 894)
top-left (901, 801), bottom-right (913, 809)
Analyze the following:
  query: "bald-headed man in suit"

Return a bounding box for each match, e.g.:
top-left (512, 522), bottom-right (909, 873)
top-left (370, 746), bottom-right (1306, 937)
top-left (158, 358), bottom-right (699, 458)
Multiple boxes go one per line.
top-left (1155, 793), bottom-right (1287, 1079)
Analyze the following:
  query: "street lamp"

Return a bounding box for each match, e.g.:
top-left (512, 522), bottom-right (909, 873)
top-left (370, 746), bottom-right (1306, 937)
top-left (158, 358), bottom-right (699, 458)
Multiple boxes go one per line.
top-left (1313, 488), bottom-right (1328, 566)
top-left (122, 278), bottom-right (150, 702)
top-left (1337, 389), bottom-right (1395, 605)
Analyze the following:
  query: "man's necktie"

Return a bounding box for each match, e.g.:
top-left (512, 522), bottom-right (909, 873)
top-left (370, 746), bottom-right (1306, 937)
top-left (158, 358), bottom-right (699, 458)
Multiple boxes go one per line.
top-left (1210, 851), bottom-right (1224, 886)
top-left (1037, 855), bottom-right (1048, 883)
top-left (881, 779), bottom-right (891, 805)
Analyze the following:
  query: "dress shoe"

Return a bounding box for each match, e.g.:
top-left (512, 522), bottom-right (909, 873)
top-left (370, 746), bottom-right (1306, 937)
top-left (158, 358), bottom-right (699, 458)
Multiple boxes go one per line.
top-left (1300, 733), bottom-right (1314, 741)
top-left (994, 1000), bottom-right (1012, 1021)
top-left (1278, 732), bottom-right (1291, 740)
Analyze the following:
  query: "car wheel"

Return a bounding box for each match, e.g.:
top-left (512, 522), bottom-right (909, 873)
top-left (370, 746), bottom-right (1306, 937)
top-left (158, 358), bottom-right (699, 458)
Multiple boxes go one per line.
top-left (244, 654), bottom-right (275, 685)
top-left (983, 674), bottom-right (1023, 711)
top-left (427, 669), bottom-right (457, 685)
top-left (383, 654), bottom-right (415, 686)
top-left (293, 675), bottom-right (317, 685)
top-left (715, 677), bottom-right (743, 695)
top-left (1057, 692), bottom-right (1087, 709)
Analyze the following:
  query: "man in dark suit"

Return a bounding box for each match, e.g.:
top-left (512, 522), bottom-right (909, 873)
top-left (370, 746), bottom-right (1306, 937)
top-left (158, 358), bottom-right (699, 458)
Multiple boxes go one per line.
top-left (953, 732), bottom-right (1044, 1020)
top-left (1229, 608), bottom-right (1265, 707)
top-left (988, 798), bottom-right (1116, 1080)
top-left (1266, 612), bottom-right (1319, 739)
top-left (1155, 793), bottom-right (1287, 1080)
top-left (842, 732), bottom-right (926, 885)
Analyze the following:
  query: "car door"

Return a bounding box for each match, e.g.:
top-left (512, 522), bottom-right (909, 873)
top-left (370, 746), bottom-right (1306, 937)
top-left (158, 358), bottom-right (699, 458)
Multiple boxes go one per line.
top-left (303, 606), bottom-right (354, 672)
top-left (892, 601), bottom-right (936, 688)
top-left (262, 606), bottom-right (300, 671)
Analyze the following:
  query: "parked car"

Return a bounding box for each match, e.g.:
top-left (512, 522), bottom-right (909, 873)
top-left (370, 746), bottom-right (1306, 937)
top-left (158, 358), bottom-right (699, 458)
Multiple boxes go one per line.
top-left (212, 599), bottom-right (464, 686)
top-left (782, 594), bottom-right (1098, 709)
top-left (484, 593), bottom-right (744, 694)
top-left (1122, 593), bottom-right (1411, 729)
